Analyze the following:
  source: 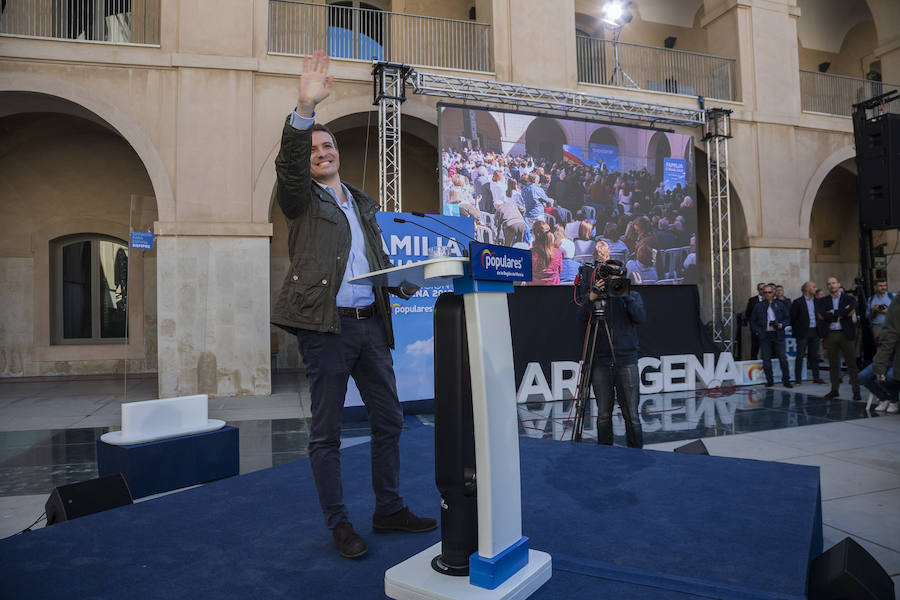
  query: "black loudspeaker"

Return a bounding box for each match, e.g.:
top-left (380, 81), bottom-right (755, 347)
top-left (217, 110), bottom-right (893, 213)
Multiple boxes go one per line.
top-left (431, 293), bottom-right (478, 576)
top-left (45, 474), bottom-right (133, 525)
top-left (858, 113), bottom-right (900, 230)
top-left (673, 439), bottom-right (709, 455)
top-left (808, 537), bottom-right (895, 600)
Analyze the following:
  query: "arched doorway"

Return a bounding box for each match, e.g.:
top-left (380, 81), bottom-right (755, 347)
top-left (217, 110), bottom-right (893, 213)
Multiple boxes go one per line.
top-left (525, 118), bottom-right (567, 162)
top-left (808, 159), bottom-right (859, 288)
top-left (437, 107), bottom-right (502, 153)
top-left (0, 94), bottom-right (159, 377)
top-left (588, 126), bottom-right (620, 172)
top-left (647, 131), bottom-right (672, 178)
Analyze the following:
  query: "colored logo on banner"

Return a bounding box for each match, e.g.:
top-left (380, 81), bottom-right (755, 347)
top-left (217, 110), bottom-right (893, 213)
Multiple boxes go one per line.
top-left (470, 242), bottom-right (531, 281)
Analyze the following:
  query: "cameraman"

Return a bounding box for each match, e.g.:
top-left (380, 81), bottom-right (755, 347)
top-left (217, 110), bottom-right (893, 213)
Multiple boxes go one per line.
top-left (577, 261), bottom-right (646, 448)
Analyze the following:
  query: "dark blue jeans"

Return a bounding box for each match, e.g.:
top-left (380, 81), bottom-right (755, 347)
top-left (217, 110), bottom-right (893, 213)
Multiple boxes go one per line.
top-left (859, 364), bottom-right (900, 402)
top-left (297, 313), bottom-right (404, 529)
top-left (591, 362), bottom-right (643, 448)
top-left (760, 331), bottom-right (789, 384)
top-left (794, 331), bottom-right (820, 381)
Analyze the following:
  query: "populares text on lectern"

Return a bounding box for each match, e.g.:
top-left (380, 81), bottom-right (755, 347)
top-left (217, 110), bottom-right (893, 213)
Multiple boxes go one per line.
top-left (350, 242), bottom-right (552, 600)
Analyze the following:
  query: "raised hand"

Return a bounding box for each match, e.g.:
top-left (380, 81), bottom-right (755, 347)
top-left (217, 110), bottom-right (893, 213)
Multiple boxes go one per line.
top-left (297, 50), bottom-right (334, 117)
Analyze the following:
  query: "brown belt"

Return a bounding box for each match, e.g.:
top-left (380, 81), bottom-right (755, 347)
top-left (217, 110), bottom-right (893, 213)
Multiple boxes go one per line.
top-left (338, 305), bottom-right (375, 319)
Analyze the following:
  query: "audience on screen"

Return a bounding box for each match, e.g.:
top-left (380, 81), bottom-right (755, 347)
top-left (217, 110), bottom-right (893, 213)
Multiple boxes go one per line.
top-left (441, 145), bottom-right (697, 286)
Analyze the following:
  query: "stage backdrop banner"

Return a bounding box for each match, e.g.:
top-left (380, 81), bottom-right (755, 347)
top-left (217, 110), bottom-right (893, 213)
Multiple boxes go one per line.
top-left (343, 212), bottom-right (474, 407)
top-left (508, 284), bottom-right (721, 400)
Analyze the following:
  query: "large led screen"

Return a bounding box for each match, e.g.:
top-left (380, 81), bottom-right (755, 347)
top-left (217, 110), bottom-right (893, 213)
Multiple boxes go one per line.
top-left (438, 104), bottom-right (699, 286)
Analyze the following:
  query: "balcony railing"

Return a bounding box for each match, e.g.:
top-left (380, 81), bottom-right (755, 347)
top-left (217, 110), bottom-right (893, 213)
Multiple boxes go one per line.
top-left (800, 70), bottom-right (900, 117)
top-left (268, 0), bottom-right (491, 72)
top-left (576, 36), bottom-right (737, 102)
top-left (0, 0), bottom-right (159, 45)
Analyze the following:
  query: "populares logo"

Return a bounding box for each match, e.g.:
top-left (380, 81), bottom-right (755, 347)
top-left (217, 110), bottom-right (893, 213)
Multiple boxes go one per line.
top-left (480, 249), bottom-right (524, 271)
top-left (480, 248), bottom-right (494, 269)
top-left (391, 303), bottom-right (402, 314)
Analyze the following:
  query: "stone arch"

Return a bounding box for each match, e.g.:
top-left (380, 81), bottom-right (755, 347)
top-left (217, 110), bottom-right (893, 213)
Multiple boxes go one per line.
top-left (0, 73), bottom-right (174, 222)
top-left (524, 118), bottom-right (567, 162)
top-left (647, 131), bottom-right (672, 178)
top-left (799, 146), bottom-right (857, 232)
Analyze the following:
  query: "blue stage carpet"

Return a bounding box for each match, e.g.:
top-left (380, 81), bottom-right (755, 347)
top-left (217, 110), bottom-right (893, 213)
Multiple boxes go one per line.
top-left (1, 419), bottom-right (821, 599)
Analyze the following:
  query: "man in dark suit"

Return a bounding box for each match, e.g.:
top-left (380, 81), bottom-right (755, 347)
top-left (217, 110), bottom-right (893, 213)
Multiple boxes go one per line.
top-left (744, 282), bottom-right (766, 359)
top-left (815, 276), bottom-right (861, 400)
top-left (750, 285), bottom-right (793, 388)
top-left (790, 281), bottom-right (825, 384)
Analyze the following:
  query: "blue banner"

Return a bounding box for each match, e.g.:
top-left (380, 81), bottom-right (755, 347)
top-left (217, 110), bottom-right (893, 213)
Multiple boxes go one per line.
top-left (662, 158), bottom-right (687, 192)
top-left (344, 212), bottom-right (475, 406)
top-left (129, 230), bottom-right (154, 250)
top-left (588, 143), bottom-right (619, 171)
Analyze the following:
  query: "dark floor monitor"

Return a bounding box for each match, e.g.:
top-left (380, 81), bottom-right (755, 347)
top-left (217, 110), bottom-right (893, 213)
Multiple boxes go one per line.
top-left (808, 537), bottom-right (895, 600)
top-left (673, 440), bottom-right (709, 455)
top-left (45, 473), bottom-right (133, 525)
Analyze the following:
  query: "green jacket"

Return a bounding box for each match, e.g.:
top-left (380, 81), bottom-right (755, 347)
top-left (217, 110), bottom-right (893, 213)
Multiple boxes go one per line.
top-left (872, 296), bottom-right (900, 376)
top-left (271, 119), bottom-right (402, 347)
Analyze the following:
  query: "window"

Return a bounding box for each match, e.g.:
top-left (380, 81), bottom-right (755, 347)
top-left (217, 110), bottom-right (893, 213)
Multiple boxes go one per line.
top-left (327, 1), bottom-right (385, 61)
top-left (51, 234), bottom-right (129, 344)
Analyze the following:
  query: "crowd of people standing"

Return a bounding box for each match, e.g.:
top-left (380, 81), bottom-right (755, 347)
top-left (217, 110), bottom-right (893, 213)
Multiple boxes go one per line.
top-left (745, 277), bottom-right (899, 413)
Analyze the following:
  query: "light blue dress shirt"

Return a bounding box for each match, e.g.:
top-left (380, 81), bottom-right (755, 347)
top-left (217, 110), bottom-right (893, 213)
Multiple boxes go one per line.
top-left (805, 296), bottom-right (816, 328)
top-left (288, 110), bottom-right (375, 308)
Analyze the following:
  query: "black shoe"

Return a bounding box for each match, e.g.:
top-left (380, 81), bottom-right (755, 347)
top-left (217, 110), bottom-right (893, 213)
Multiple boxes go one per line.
top-left (784, 381), bottom-right (793, 388)
top-left (332, 522), bottom-right (367, 558)
top-left (765, 381), bottom-right (774, 387)
top-left (813, 378), bottom-right (826, 384)
top-left (824, 390), bottom-right (839, 399)
top-left (373, 506), bottom-right (437, 534)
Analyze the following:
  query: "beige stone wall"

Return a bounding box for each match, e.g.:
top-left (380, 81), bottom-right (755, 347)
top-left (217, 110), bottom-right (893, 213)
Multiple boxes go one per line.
top-left (0, 0), bottom-right (877, 390)
top-left (0, 113), bottom-right (158, 377)
top-left (798, 21), bottom-right (878, 78)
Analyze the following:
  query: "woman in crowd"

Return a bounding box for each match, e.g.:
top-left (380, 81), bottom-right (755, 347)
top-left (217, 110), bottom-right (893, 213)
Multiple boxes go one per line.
top-left (529, 221), bottom-right (562, 286)
top-left (447, 173), bottom-right (481, 220)
top-left (600, 223), bottom-right (629, 260)
top-left (626, 245), bottom-right (658, 284)
top-left (490, 169), bottom-right (507, 209)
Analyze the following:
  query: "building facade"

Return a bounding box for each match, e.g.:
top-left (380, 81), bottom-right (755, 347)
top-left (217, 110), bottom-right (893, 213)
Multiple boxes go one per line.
top-left (1, 0), bottom-right (898, 395)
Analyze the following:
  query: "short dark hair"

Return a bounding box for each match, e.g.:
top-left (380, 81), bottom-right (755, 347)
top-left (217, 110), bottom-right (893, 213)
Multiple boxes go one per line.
top-left (875, 278), bottom-right (887, 285)
top-left (311, 123), bottom-right (337, 148)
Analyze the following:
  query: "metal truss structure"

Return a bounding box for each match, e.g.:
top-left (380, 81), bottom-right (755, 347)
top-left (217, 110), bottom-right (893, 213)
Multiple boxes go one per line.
top-left (372, 62), bottom-right (734, 351)
top-left (704, 110), bottom-right (734, 352)
top-left (372, 62), bottom-right (412, 212)
top-left (409, 71), bottom-right (706, 128)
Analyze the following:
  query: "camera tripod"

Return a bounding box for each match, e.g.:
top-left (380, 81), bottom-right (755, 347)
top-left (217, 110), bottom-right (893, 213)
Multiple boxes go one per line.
top-left (572, 295), bottom-right (617, 442)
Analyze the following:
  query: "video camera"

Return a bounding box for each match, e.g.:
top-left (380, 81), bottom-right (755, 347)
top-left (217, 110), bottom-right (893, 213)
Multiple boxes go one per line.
top-left (575, 260), bottom-right (631, 299)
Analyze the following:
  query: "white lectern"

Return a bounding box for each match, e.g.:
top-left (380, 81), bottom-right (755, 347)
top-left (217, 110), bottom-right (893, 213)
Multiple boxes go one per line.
top-left (350, 253), bottom-right (552, 600)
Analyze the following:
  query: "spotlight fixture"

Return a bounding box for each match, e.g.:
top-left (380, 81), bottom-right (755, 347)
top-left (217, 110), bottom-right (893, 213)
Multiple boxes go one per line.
top-left (703, 107), bottom-right (733, 140)
top-left (601, 1), bottom-right (633, 27)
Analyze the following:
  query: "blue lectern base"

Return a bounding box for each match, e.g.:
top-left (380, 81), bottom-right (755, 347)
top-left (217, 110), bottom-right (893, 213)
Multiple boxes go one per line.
top-left (385, 542), bottom-right (552, 600)
top-left (97, 426), bottom-right (239, 498)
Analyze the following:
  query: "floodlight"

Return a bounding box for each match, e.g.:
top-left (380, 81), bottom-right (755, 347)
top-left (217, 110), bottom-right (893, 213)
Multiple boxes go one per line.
top-left (602, 1), bottom-right (624, 26)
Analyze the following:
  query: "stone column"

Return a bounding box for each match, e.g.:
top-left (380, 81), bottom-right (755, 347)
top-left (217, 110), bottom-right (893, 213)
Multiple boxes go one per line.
top-left (703, 0), bottom-right (811, 302)
top-left (155, 227), bottom-right (272, 397)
